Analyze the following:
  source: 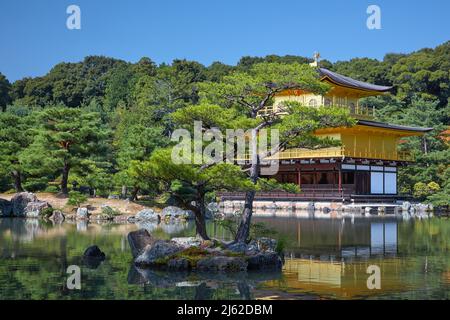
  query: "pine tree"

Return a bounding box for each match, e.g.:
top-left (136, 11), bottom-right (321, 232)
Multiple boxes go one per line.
top-left (20, 107), bottom-right (110, 195)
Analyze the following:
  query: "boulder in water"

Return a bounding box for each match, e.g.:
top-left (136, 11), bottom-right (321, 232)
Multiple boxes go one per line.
top-left (134, 240), bottom-right (183, 267)
top-left (135, 209), bottom-right (160, 222)
top-left (24, 201), bottom-right (52, 218)
top-left (127, 228), bottom-right (156, 259)
top-left (11, 192), bottom-right (37, 217)
top-left (83, 245), bottom-right (106, 260)
top-left (196, 256), bottom-right (247, 272)
top-left (0, 199), bottom-right (12, 217)
top-left (76, 207), bottom-right (89, 219)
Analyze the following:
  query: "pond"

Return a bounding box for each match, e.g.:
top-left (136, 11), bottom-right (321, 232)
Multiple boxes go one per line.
top-left (0, 215), bottom-right (449, 300)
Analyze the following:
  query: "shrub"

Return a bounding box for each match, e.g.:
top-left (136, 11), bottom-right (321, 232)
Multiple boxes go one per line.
top-left (101, 206), bottom-right (121, 218)
top-left (249, 222), bottom-right (277, 241)
top-left (215, 216), bottom-right (277, 242)
top-left (23, 178), bottom-right (48, 192)
top-left (413, 182), bottom-right (429, 198)
top-left (215, 217), bottom-right (239, 238)
top-left (275, 236), bottom-right (287, 255)
top-left (40, 207), bottom-right (54, 218)
top-left (67, 191), bottom-right (88, 207)
top-left (44, 185), bottom-right (59, 193)
top-left (414, 181), bottom-right (441, 199)
top-left (427, 182), bottom-right (441, 192)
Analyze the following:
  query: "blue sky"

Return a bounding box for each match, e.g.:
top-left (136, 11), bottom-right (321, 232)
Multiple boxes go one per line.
top-left (0, 0), bottom-right (449, 81)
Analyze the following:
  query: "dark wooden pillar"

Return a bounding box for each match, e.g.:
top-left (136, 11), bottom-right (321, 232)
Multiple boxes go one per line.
top-left (338, 165), bottom-right (343, 194)
top-left (297, 167), bottom-right (301, 189)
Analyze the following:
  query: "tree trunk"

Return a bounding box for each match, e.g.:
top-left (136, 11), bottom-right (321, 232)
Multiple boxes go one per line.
top-left (194, 203), bottom-right (210, 240)
top-left (11, 170), bottom-right (24, 192)
top-left (235, 129), bottom-right (260, 243)
top-left (129, 186), bottom-right (139, 201)
top-left (235, 190), bottom-right (256, 243)
top-left (61, 162), bottom-right (70, 195)
top-left (121, 185), bottom-right (128, 199)
top-left (423, 136), bottom-right (428, 155)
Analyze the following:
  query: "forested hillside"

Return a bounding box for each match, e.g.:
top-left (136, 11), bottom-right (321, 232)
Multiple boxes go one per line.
top-left (0, 41), bottom-right (448, 206)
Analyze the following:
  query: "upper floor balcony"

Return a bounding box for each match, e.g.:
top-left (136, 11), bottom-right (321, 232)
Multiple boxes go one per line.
top-left (236, 146), bottom-right (414, 162)
top-left (256, 104), bottom-right (375, 120)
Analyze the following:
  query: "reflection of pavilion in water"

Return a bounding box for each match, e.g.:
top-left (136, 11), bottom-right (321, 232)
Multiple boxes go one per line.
top-left (255, 217), bottom-right (400, 260)
top-left (257, 217), bottom-right (409, 299)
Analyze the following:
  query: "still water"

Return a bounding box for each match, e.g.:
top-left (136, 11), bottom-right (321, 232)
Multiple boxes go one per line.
top-left (0, 215), bottom-right (449, 300)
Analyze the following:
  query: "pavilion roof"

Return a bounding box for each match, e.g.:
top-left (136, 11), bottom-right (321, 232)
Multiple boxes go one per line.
top-left (318, 68), bottom-right (393, 93)
top-left (357, 120), bottom-right (433, 132)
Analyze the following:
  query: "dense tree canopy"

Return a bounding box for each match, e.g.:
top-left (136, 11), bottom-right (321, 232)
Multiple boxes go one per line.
top-left (0, 41), bottom-right (448, 213)
top-left (0, 72), bottom-right (11, 112)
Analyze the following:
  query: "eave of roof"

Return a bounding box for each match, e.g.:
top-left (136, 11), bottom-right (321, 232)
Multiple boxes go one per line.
top-left (357, 120), bottom-right (433, 133)
top-left (318, 68), bottom-right (393, 93)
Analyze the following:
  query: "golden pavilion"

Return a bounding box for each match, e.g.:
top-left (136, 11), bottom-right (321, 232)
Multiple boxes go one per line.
top-left (251, 59), bottom-right (432, 202)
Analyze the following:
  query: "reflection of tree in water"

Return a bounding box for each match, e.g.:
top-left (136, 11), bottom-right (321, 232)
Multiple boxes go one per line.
top-left (195, 282), bottom-right (213, 300)
top-left (127, 265), bottom-right (281, 300)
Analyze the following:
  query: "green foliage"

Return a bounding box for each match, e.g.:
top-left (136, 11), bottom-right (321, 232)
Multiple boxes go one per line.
top-left (256, 178), bottom-right (300, 193)
top-left (43, 185), bottom-right (59, 193)
top-left (67, 191), bottom-right (88, 207)
top-left (40, 207), bottom-right (54, 218)
top-left (275, 236), bottom-right (287, 255)
top-left (22, 177), bottom-right (48, 192)
top-left (13, 56), bottom-right (126, 108)
top-left (215, 218), bottom-right (239, 238)
top-left (249, 222), bottom-right (277, 240)
top-left (216, 217), bottom-right (278, 243)
top-left (20, 106), bottom-right (110, 193)
top-left (0, 72), bottom-right (12, 111)
top-left (413, 181), bottom-right (442, 200)
top-left (0, 41), bottom-right (448, 209)
top-left (101, 206), bottom-right (121, 218)
top-left (414, 182), bottom-right (431, 199)
top-left (200, 62), bottom-right (330, 110)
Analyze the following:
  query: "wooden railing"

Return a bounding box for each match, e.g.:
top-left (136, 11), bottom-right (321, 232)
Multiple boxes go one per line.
top-left (347, 105), bottom-right (375, 120)
top-left (218, 187), bottom-right (354, 201)
top-left (236, 146), bottom-right (414, 162)
top-left (257, 104), bottom-right (375, 120)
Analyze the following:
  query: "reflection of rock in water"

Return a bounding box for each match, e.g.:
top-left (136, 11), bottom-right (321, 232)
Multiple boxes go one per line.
top-left (83, 257), bottom-right (105, 269)
top-left (0, 218), bottom-right (43, 243)
top-left (135, 221), bottom-right (158, 232)
top-left (127, 264), bottom-right (282, 299)
top-left (127, 265), bottom-right (191, 287)
top-left (195, 282), bottom-right (213, 300)
top-left (76, 220), bottom-right (88, 231)
top-left (159, 221), bottom-right (189, 234)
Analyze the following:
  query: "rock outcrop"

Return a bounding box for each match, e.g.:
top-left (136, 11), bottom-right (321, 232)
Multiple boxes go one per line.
top-left (0, 198), bottom-right (12, 217)
top-left (127, 229), bottom-right (283, 272)
top-left (246, 252), bottom-right (283, 270)
top-left (134, 240), bottom-right (183, 267)
top-left (76, 207), bottom-right (89, 219)
top-left (24, 201), bottom-right (52, 218)
top-left (135, 209), bottom-right (160, 222)
top-left (196, 256), bottom-right (247, 272)
top-left (161, 206), bottom-right (194, 220)
top-left (83, 245), bottom-right (106, 260)
top-left (5, 192), bottom-right (52, 218)
top-left (171, 236), bottom-right (203, 248)
top-left (11, 192), bottom-right (37, 216)
top-left (50, 210), bottom-right (65, 223)
top-left (83, 245), bottom-right (106, 269)
top-left (127, 228), bottom-right (156, 258)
